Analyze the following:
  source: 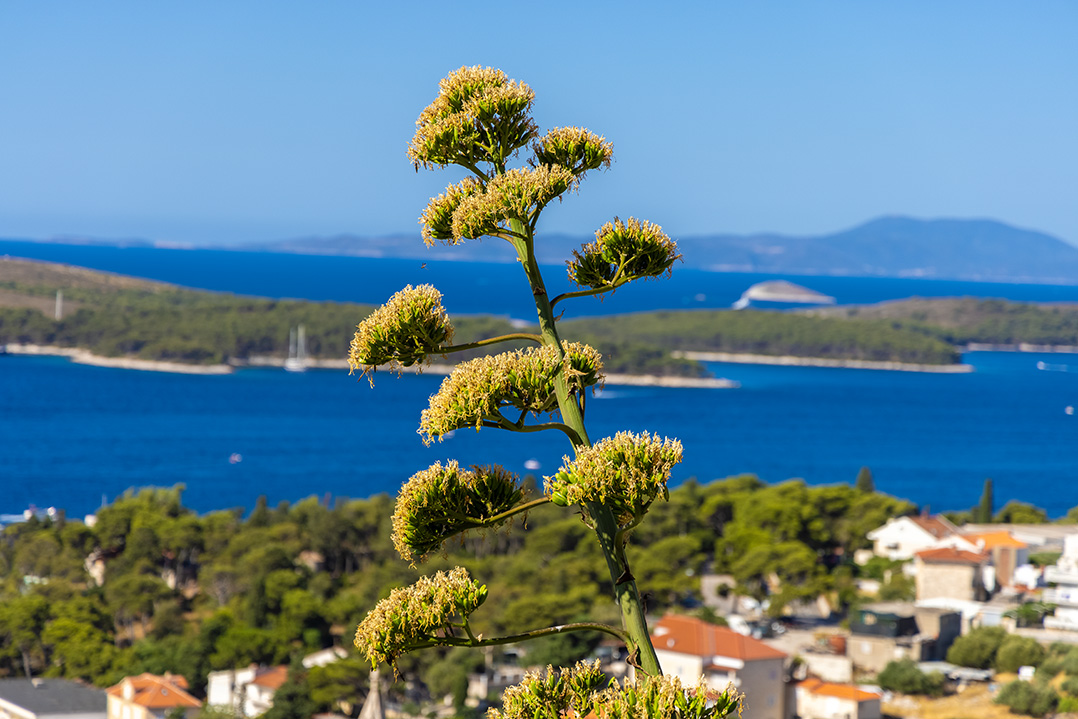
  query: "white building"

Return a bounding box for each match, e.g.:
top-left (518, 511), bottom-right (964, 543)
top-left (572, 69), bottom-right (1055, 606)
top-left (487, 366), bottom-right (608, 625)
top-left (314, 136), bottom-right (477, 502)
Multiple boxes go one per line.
top-left (1045, 534), bottom-right (1078, 631)
top-left (207, 665), bottom-right (288, 717)
top-left (866, 515), bottom-right (961, 561)
top-left (795, 679), bottom-right (881, 719)
top-left (645, 614), bottom-right (788, 719)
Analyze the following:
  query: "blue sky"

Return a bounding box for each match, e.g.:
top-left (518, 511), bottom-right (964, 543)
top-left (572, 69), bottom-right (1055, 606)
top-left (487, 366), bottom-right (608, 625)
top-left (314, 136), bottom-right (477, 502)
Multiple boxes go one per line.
top-left (1, 2), bottom-right (1075, 246)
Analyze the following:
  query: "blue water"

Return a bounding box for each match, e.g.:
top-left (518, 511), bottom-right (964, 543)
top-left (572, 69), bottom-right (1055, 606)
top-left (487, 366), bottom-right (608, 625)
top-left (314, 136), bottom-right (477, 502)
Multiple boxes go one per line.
top-left (4, 240), bottom-right (1078, 320)
top-left (2, 241), bottom-right (1078, 519)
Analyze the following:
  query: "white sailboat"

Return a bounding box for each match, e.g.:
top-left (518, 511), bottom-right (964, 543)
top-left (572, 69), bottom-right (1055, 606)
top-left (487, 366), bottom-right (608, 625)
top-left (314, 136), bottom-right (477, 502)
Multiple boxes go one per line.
top-left (284, 325), bottom-right (309, 372)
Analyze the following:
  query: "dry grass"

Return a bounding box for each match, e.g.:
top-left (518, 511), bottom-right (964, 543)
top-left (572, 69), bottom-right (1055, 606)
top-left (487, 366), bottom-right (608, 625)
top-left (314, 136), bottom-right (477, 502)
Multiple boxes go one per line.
top-left (883, 683), bottom-right (1023, 719)
top-left (0, 256), bottom-right (169, 292)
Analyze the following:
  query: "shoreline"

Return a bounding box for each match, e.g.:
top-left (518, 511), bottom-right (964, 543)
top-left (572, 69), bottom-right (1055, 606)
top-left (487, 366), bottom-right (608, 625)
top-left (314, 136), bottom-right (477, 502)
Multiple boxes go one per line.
top-left (1, 344), bottom-right (739, 387)
top-left (23, 341), bottom-right (1078, 379)
top-left (676, 350), bottom-right (974, 373)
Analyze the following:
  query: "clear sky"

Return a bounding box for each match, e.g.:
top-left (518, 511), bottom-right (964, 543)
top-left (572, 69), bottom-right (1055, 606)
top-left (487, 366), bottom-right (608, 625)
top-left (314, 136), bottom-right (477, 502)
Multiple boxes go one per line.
top-left (1, 2), bottom-right (1075, 246)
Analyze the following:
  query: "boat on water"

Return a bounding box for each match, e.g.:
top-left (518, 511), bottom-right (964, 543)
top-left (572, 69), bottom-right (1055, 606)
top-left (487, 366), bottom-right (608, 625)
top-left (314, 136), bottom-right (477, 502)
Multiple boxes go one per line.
top-left (284, 325), bottom-right (308, 372)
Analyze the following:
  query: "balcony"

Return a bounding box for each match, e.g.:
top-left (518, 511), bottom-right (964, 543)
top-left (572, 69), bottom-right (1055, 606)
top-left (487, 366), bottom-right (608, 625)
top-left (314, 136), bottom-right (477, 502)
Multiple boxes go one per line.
top-left (1043, 588), bottom-right (1078, 607)
top-left (1045, 566), bottom-right (1078, 585)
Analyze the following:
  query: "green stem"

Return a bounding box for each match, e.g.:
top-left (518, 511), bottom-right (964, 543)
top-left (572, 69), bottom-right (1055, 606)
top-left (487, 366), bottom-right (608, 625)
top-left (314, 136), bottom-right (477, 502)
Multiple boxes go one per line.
top-left (407, 621), bottom-right (629, 652)
top-left (481, 419), bottom-right (582, 444)
top-left (473, 497), bottom-right (550, 527)
top-left (506, 215), bottom-right (662, 677)
top-left (441, 332), bottom-right (542, 354)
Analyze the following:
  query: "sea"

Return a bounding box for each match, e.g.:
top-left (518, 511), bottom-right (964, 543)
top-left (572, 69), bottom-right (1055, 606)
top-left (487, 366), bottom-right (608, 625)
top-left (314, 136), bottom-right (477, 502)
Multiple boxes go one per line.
top-left (2, 240), bottom-right (1078, 520)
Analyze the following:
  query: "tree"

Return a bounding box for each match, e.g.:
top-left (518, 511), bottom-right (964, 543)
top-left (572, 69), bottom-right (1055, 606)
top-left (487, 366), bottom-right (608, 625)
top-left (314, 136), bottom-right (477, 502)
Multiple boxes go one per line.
top-left (974, 478), bottom-right (994, 523)
top-left (348, 66), bottom-right (739, 718)
top-left (996, 679), bottom-right (1058, 717)
top-left (877, 658), bottom-right (944, 696)
top-left (262, 657), bottom-right (316, 719)
top-left (995, 500), bottom-right (1048, 524)
top-left (855, 466), bottom-right (875, 493)
top-left (996, 634), bottom-right (1047, 673)
top-left (946, 625), bottom-right (1007, 669)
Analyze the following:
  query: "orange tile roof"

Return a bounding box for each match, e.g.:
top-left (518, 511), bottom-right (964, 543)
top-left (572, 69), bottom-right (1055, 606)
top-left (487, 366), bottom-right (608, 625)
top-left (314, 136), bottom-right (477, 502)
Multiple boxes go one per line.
top-left (651, 614), bottom-right (787, 662)
top-left (799, 678), bottom-right (880, 702)
top-left (961, 530), bottom-right (1028, 550)
top-left (250, 666), bottom-right (290, 690)
top-left (108, 673), bottom-right (200, 709)
top-left (915, 546), bottom-right (990, 564)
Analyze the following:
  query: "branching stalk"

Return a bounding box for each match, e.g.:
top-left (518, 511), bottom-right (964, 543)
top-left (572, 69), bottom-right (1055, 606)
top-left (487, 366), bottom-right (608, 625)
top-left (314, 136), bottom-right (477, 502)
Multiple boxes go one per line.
top-left (406, 621), bottom-right (629, 653)
top-left (441, 332), bottom-right (542, 354)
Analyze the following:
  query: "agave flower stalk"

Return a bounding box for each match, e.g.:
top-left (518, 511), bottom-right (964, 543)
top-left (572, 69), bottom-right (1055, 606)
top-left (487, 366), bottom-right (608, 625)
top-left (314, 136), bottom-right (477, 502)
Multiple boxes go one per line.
top-left (352, 66), bottom-right (733, 706)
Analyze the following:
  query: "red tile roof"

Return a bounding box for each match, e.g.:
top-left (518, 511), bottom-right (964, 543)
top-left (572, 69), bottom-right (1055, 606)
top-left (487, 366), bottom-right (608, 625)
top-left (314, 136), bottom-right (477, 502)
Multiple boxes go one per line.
top-left (799, 678), bottom-right (880, 702)
top-left (250, 666), bottom-right (290, 690)
top-left (108, 673), bottom-right (200, 709)
top-left (910, 515), bottom-right (958, 539)
top-left (915, 546), bottom-right (990, 564)
top-left (650, 614), bottom-right (787, 662)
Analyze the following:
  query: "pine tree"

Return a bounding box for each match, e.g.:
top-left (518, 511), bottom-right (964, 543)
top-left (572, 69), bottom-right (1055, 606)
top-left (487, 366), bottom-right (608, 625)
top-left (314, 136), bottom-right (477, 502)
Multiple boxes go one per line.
top-left (855, 466), bottom-right (875, 493)
top-left (975, 478), bottom-right (994, 523)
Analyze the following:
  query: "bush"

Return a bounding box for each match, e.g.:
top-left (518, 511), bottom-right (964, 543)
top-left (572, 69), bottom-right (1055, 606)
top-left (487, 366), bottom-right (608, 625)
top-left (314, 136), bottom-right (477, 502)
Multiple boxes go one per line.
top-left (1061, 676), bottom-right (1078, 696)
top-left (995, 679), bottom-right (1058, 717)
top-left (946, 626), bottom-right (1007, 669)
top-left (1062, 647), bottom-right (1078, 676)
top-left (877, 659), bottom-right (944, 696)
top-left (996, 635), bottom-right (1047, 673)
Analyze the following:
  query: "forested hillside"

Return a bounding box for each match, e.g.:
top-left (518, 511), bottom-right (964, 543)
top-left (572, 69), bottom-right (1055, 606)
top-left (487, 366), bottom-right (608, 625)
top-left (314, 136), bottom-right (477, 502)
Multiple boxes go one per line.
top-left (807, 297), bottom-right (1078, 347)
top-left (0, 258), bottom-right (971, 372)
top-left (561, 310), bottom-right (961, 365)
top-left (0, 478), bottom-right (915, 708)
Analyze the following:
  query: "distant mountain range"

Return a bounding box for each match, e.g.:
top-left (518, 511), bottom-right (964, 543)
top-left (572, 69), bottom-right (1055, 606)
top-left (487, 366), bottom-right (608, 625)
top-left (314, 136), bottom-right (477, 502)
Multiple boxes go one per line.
top-left (10, 216), bottom-right (1078, 284)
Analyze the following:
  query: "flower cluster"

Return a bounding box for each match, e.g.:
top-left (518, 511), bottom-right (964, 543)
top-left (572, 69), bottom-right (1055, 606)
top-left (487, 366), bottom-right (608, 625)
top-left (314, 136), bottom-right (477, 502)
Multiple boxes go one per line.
top-left (492, 661), bottom-right (607, 719)
top-left (353, 567), bottom-right (487, 669)
top-left (546, 431), bottom-right (683, 527)
top-left (408, 65), bottom-right (537, 171)
top-left (348, 285), bottom-right (453, 382)
top-left (419, 342), bottom-right (603, 444)
top-left (452, 166), bottom-right (574, 240)
top-left (567, 217), bottom-right (680, 290)
top-left (490, 662), bottom-right (740, 719)
top-left (532, 127), bottom-right (613, 179)
top-left (392, 461), bottom-right (524, 565)
top-left (419, 177), bottom-right (485, 246)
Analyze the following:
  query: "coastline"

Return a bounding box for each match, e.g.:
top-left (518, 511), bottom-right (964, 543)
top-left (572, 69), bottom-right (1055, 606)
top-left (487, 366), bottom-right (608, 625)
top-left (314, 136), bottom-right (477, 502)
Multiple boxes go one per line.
top-left (1, 344), bottom-right (738, 387)
top-left (676, 350), bottom-right (974, 373)
top-left (3, 344), bottom-right (234, 375)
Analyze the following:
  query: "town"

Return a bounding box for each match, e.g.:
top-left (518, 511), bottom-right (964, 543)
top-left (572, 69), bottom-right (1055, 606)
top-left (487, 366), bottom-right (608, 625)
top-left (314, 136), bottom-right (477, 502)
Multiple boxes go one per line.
top-left (2, 479), bottom-right (1078, 719)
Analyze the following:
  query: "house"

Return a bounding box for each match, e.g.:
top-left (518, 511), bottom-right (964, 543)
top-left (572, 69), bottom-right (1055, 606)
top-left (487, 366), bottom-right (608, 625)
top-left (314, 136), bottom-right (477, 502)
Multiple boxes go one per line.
top-left (847, 602), bottom-right (961, 673)
top-left (106, 674), bottom-right (199, 719)
top-left (866, 515), bottom-right (961, 561)
top-left (1045, 534), bottom-right (1078, 631)
top-left (959, 531), bottom-right (1028, 588)
top-left (0, 678), bottom-right (107, 719)
top-left (795, 679), bottom-right (881, 719)
top-left (207, 665), bottom-right (289, 717)
top-left (914, 546), bottom-right (992, 602)
top-left (645, 614), bottom-right (788, 719)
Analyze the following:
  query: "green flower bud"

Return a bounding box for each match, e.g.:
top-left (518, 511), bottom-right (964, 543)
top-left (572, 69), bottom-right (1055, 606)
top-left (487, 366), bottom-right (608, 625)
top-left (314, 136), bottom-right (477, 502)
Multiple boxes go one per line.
top-left (545, 431), bottom-right (683, 528)
top-left (348, 285), bottom-right (453, 383)
top-left (567, 217), bottom-right (681, 290)
top-left (354, 567), bottom-right (487, 669)
top-left (392, 461), bottom-right (525, 564)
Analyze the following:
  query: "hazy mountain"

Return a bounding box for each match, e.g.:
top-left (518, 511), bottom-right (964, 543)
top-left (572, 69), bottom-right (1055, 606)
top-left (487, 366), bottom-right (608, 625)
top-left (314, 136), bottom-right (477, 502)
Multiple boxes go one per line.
top-left (9, 217), bottom-right (1077, 284)
top-left (676, 217), bottom-right (1078, 283)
